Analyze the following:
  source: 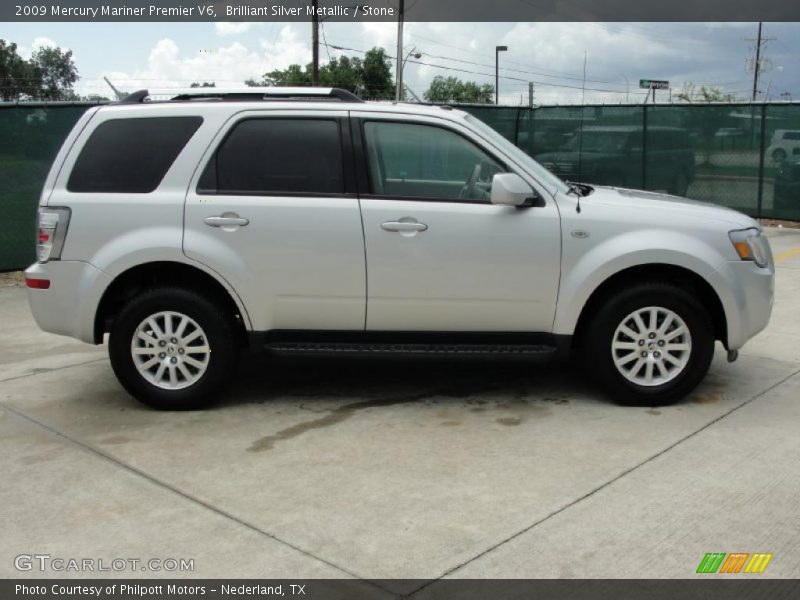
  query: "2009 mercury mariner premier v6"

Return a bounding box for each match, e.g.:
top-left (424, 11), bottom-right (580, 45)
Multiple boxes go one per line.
top-left (26, 87), bottom-right (774, 410)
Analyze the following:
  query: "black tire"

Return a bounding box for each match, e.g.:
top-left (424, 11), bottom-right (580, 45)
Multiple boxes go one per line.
top-left (772, 148), bottom-right (787, 163)
top-left (585, 282), bottom-right (715, 406)
top-left (109, 287), bottom-right (240, 410)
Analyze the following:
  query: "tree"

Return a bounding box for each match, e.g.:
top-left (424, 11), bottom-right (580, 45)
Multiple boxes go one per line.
top-left (423, 76), bottom-right (494, 104)
top-left (28, 45), bottom-right (79, 100)
top-left (360, 48), bottom-right (393, 100)
top-left (676, 82), bottom-right (737, 103)
top-left (190, 82), bottom-right (216, 88)
top-left (0, 39), bottom-right (37, 100)
top-left (245, 47), bottom-right (394, 100)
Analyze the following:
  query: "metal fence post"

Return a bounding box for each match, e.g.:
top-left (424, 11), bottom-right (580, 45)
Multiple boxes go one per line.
top-left (641, 104), bottom-right (648, 189)
top-left (756, 103), bottom-right (767, 218)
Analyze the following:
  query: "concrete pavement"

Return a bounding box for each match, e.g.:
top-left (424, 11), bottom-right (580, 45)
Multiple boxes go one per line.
top-left (1, 227), bottom-right (799, 587)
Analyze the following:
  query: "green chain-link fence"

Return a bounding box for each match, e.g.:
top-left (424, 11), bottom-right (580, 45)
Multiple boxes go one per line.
top-left (2, 101), bottom-right (800, 270)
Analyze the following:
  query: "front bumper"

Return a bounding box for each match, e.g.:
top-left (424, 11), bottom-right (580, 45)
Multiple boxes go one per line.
top-left (711, 260), bottom-right (774, 350)
top-left (25, 261), bottom-right (112, 344)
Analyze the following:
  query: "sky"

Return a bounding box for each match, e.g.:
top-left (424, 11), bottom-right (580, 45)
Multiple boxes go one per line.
top-left (3, 21), bottom-right (799, 104)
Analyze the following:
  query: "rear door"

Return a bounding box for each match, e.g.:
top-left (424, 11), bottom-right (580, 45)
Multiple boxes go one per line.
top-left (183, 109), bottom-right (366, 332)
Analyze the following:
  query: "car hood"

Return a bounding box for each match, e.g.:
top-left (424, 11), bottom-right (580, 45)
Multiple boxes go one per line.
top-left (584, 185), bottom-right (757, 228)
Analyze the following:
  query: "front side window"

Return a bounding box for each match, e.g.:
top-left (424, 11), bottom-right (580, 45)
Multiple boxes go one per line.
top-left (199, 118), bottom-right (344, 195)
top-left (363, 121), bottom-right (504, 202)
top-left (68, 117), bottom-right (202, 193)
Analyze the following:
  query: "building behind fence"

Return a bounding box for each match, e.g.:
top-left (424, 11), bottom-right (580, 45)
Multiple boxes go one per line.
top-left (2, 101), bottom-right (800, 270)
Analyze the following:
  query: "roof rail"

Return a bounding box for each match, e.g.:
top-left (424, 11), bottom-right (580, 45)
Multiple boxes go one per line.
top-left (119, 87), bottom-right (364, 104)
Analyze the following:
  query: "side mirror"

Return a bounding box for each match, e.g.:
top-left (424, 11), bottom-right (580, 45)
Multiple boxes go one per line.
top-left (490, 173), bottom-right (541, 207)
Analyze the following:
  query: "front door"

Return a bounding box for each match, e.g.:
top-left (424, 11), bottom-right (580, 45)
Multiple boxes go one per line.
top-left (353, 114), bottom-right (561, 332)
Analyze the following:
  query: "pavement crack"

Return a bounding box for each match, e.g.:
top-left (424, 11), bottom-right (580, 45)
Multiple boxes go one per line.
top-left (0, 357), bottom-right (107, 384)
top-left (0, 400), bottom-right (387, 588)
top-left (409, 365), bottom-right (800, 595)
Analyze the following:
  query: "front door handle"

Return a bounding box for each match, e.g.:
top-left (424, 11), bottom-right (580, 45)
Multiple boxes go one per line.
top-left (204, 214), bottom-right (250, 228)
top-left (381, 221), bottom-right (428, 233)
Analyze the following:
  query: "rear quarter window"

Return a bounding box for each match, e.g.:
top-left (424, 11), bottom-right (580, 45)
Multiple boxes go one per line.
top-left (67, 116), bottom-right (203, 193)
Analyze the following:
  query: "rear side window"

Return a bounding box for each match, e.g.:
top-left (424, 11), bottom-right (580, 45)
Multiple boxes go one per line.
top-left (67, 117), bottom-right (203, 193)
top-left (198, 119), bottom-right (344, 195)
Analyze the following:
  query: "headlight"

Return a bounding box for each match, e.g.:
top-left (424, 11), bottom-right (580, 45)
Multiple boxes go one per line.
top-left (729, 227), bottom-right (770, 268)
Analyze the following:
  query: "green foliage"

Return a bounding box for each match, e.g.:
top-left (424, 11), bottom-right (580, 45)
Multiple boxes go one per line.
top-left (676, 83), bottom-right (737, 103)
top-left (190, 82), bottom-right (216, 88)
top-left (246, 47), bottom-right (394, 100)
top-left (423, 76), bottom-right (494, 104)
top-left (0, 39), bottom-right (79, 100)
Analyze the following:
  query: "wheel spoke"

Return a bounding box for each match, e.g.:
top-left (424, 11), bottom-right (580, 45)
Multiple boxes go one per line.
top-left (657, 314), bottom-right (675, 335)
top-left (648, 308), bottom-right (658, 331)
top-left (174, 316), bottom-right (189, 339)
top-left (665, 326), bottom-right (686, 341)
top-left (632, 312), bottom-right (648, 335)
top-left (615, 351), bottom-right (639, 367)
top-left (137, 330), bottom-right (158, 345)
top-left (185, 345), bottom-right (210, 355)
top-left (613, 341), bottom-right (639, 350)
top-left (140, 356), bottom-right (160, 370)
top-left (667, 342), bottom-right (691, 351)
top-left (644, 360), bottom-right (654, 383)
top-left (147, 317), bottom-right (165, 339)
top-left (133, 347), bottom-right (157, 355)
top-left (619, 324), bottom-right (639, 340)
top-left (182, 328), bottom-right (203, 345)
top-left (177, 363), bottom-right (192, 381)
top-left (655, 360), bottom-right (668, 378)
top-left (168, 365), bottom-right (177, 386)
top-left (164, 313), bottom-right (173, 336)
top-left (663, 352), bottom-right (683, 366)
top-left (183, 355), bottom-right (207, 369)
top-left (153, 363), bottom-right (167, 383)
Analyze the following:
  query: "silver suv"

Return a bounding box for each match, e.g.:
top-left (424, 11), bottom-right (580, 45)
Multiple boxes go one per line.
top-left (25, 87), bottom-right (774, 410)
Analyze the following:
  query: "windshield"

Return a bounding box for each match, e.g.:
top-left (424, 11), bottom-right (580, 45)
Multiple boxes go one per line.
top-left (564, 131), bottom-right (631, 152)
top-left (464, 114), bottom-right (570, 193)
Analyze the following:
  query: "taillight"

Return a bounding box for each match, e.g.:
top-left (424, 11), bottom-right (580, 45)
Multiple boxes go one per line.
top-left (36, 207), bottom-right (71, 263)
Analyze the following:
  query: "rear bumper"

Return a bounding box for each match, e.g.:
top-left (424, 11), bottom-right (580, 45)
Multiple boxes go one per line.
top-left (711, 260), bottom-right (774, 350)
top-left (25, 261), bottom-right (112, 344)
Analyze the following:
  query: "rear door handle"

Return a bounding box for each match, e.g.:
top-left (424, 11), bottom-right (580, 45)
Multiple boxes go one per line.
top-left (204, 215), bottom-right (249, 227)
top-left (381, 221), bottom-right (428, 232)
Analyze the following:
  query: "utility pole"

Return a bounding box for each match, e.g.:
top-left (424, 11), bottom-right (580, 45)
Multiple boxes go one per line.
top-left (395, 0), bottom-right (405, 101)
top-left (751, 22), bottom-right (762, 101)
top-left (747, 22), bottom-right (775, 101)
top-left (495, 45), bottom-right (507, 105)
top-left (311, 0), bottom-right (319, 85)
top-left (528, 81), bottom-right (534, 108)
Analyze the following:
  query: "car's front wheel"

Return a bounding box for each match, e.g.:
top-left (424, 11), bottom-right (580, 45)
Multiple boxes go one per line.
top-left (109, 287), bottom-right (240, 410)
top-left (586, 282), bottom-right (715, 406)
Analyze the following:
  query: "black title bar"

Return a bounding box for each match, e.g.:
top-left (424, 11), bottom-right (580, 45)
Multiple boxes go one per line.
top-left (3, 0), bottom-right (800, 22)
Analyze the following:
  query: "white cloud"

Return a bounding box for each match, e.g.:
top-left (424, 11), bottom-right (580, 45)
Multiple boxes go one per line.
top-left (32, 36), bottom-right (59, 50)
top-left (83, 26), bottom-right (310, 95)
top-left (214, 22), bottom-right (261, 37)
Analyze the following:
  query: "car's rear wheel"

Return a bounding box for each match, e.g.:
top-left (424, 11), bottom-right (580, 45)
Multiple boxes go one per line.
top-left (586, 282), bottom-right (715, 406)
top-left (772, 148), bottom-right (787, 163)
top-left (109, 287), bottom-right (239, 410)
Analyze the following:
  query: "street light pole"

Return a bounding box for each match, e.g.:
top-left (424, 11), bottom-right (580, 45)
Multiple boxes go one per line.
top-left (395, 0), bottom-right (405, 101)
top-left (495, 45), bottom-right (507, 105)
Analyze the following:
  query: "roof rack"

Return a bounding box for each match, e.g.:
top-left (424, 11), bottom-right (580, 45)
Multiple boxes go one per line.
top-left (119, 87), bottom-right (364, 104)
